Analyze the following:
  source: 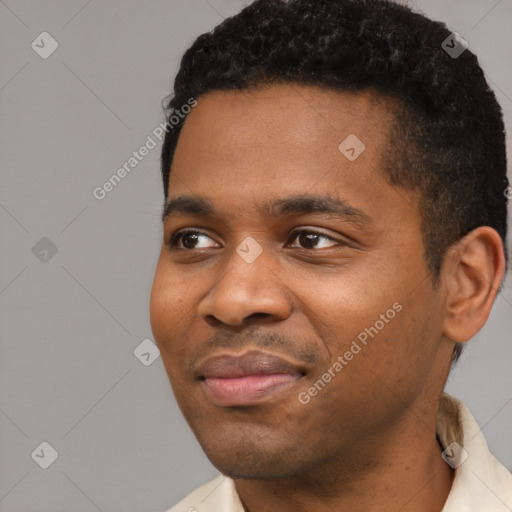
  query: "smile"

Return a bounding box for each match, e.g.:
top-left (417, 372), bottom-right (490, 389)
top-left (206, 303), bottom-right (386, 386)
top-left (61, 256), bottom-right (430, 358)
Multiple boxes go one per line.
top-left (197, 350), bottom-right (306, 406)
top-left (202, 373), bottom-right (302, 406)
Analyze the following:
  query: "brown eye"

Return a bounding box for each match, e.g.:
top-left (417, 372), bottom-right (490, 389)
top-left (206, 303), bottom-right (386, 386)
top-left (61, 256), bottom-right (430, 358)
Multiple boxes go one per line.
top-left (168, 230), bottom-right (217, 250)
top-left (287, 229), bottom-right (340, 250)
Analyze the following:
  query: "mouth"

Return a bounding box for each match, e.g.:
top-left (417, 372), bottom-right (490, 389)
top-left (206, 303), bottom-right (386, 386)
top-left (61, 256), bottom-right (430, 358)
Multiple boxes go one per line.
top-left (197, 350), bottom-right (306, 406)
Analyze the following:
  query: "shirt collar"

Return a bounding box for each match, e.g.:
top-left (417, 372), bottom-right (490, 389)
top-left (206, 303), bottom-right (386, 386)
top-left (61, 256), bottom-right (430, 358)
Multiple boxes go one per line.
top-left (438, 392), bottom-right (512, 511)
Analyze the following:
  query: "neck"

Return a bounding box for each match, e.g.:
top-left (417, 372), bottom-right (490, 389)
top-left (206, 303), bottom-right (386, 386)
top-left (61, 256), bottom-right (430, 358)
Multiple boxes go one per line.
top-left (234, 398), bottom-right (455, 512)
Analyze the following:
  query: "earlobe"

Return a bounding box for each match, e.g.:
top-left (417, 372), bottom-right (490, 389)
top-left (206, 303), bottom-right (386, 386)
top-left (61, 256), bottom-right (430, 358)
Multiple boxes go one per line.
top-left (442, 227), bottom-right (506, 343)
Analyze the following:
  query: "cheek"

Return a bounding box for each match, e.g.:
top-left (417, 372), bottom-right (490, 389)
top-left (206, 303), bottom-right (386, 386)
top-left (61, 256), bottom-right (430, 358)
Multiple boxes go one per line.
top-left (300, 264), bottom-right (430, 382)
top-left (300, 270), bottom-right (396, 348)
top-left (149, 261), bottom-right (192, 352)
top-left (149, 263), bottom-right (171, 339)
top-left (149, 259), bottom-right (214, 386)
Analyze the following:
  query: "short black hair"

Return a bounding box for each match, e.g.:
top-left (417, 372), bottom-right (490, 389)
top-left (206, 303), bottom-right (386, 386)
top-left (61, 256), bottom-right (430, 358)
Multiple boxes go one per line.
top-left (160, 0), bottom-right (509, 362)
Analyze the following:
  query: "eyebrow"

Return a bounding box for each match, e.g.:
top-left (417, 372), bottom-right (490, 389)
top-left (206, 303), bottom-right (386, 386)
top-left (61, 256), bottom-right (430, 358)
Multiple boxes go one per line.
top-left (161, 194), bottom-right (371, 226)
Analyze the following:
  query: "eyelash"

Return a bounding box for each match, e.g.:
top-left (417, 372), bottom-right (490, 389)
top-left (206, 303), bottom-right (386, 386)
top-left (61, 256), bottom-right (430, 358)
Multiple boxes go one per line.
top-left (167, 229), bottom-right (343, 251)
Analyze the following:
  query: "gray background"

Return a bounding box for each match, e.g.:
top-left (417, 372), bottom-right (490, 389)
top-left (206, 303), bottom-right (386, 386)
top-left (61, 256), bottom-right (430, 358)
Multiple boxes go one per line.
top-left (0, 0), bottom-right (511, 511)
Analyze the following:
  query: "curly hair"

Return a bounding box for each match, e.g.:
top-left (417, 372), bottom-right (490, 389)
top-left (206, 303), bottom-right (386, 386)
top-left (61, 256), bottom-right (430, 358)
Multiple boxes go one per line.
top-left (160, 0), bottom-right (509, 363)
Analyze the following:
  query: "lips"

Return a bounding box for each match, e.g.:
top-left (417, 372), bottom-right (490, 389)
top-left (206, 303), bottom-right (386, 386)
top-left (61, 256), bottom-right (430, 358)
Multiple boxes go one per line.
top-left (196, 351), bottom-right (305, 406)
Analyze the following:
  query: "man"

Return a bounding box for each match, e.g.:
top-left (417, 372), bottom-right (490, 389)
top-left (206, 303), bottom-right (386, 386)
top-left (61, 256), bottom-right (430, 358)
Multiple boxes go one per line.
top-left (149, 0), bottom-right (512, 510)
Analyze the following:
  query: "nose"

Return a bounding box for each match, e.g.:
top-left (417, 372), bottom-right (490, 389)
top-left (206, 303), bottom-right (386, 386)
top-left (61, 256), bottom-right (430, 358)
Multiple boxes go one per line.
top-left (197, 243), bottom-right (293, 328)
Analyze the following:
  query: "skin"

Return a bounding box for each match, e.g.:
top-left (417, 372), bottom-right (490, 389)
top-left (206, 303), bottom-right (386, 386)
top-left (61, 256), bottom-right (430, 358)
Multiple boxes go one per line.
top-left (149, 84), bottom-right (505, 512)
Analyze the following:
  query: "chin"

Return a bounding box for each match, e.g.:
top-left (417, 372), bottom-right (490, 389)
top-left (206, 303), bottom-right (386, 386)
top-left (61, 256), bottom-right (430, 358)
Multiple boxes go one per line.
top-left (207, 456), bottom-right (301, 480)
top-left (196, 433), bottom-right (321, 481)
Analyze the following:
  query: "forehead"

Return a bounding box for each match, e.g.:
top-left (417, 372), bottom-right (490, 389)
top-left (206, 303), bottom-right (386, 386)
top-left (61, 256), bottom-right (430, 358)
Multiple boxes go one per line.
top-left (167, 84), bottom-right (416, 229)
top-left (176, 84), bottom-right (392, 157)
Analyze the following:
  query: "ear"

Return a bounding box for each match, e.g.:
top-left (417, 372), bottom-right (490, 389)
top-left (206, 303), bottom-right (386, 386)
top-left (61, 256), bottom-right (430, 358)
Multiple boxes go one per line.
top-left (442, 226), bottom-right (506, 343)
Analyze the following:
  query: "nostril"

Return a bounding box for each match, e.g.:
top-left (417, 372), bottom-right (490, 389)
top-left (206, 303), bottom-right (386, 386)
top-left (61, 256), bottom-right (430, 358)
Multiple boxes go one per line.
top-left (248, 312), bottom-right (270, 320)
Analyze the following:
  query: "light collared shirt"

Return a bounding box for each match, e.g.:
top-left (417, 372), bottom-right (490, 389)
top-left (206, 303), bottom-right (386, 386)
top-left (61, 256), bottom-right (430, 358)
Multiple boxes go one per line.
top-left (167, 393), bottom-right (512, 511)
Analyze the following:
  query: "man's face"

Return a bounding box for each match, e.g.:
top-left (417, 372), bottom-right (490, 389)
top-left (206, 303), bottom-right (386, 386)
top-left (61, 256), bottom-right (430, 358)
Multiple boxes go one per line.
top-left (150, 85), bottom-right (451, 479)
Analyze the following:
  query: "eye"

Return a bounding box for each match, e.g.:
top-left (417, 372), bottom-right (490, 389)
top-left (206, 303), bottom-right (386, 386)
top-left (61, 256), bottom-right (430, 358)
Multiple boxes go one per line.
top-left (167, 228), bottom-right (344, 251)
top-left (287, 229), bottom-right (341, 249)
top-left (168, 230), bottom-right (218, 250)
